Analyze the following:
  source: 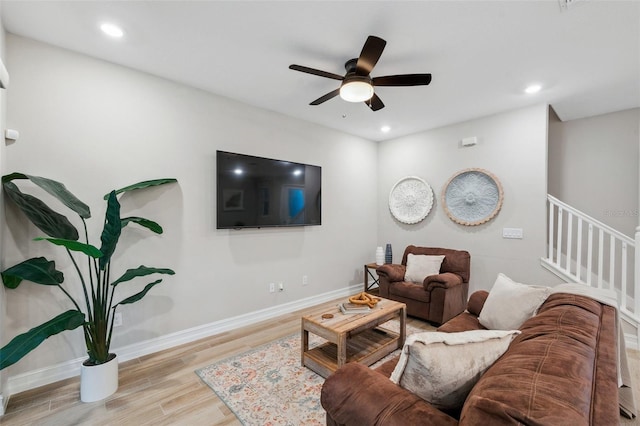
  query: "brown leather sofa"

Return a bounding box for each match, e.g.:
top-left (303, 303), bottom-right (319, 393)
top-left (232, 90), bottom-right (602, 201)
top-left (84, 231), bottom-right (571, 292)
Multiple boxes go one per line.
top-left (376, 245), bottom-right (470, 325)
top-left (321, 290), bottom-right (619, 425)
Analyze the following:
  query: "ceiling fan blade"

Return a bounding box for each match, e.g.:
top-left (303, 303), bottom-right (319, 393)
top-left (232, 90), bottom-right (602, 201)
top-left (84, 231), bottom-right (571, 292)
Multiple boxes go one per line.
top-left (366, 93), bottom-right (385, 111)
top-left (310, 88), bottom-right (340, 105)
top-left (372, 74), bottom-right (432, 86)
top-left (355, 36), bottom-right (386, 76)
top-left (289, 64), bottom-right (344, 81)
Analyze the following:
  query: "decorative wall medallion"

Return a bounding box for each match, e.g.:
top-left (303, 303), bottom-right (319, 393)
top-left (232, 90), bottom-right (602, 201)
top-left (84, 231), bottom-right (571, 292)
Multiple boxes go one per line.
top-left (388, 176), bottom-right (434, 224)
top-left (442, 168), bottom-right (504, 226)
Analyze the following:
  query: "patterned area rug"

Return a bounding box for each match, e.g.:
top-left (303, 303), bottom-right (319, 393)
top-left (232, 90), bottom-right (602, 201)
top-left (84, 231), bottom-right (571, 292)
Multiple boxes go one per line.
top-left (195, 320), bottom-right (425, 425)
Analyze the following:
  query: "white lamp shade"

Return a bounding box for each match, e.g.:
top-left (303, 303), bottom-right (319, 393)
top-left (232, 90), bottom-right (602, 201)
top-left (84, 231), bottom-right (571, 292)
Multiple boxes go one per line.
top-left (340, 81), bottom-right (374, 102)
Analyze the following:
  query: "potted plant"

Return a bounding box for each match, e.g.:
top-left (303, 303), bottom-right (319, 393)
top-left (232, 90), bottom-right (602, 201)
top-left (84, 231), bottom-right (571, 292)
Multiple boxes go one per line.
top-left (0, 173), bottom-right (177, 402)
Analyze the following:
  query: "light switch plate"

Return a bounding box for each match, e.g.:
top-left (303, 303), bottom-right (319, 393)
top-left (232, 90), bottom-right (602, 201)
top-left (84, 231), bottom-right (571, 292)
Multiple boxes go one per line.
top-left (503, 227), bottom-right (524, 239)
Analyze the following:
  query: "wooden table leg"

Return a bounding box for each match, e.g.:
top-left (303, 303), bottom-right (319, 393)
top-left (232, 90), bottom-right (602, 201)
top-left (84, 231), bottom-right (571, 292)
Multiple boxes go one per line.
top-left (363, 264), bottom-right (369, 291)
top-left (337, 332), bottom-right (347, 368)
top-left (398, 306), bottom-right (407, 348)
top-left (301, 321), bottom-right (309, 366)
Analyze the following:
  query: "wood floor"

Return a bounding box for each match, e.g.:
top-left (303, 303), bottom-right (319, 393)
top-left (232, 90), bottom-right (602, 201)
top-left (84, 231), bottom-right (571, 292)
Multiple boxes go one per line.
top-left (2, 296), bottom-right (640, 425)
top-left (0, 297), bottom-right (433, 425)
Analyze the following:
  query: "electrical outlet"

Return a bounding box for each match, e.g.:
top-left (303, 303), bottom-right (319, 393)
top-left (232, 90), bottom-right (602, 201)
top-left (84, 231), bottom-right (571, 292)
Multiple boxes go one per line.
top-left (302, 275), bottom-right (308, 286)
top-left (113, 312), bottom-right (123, 327)
top-left (278, 282), bottom-right (284, 292)
top-left (269, 283), bottom-right (275, 293)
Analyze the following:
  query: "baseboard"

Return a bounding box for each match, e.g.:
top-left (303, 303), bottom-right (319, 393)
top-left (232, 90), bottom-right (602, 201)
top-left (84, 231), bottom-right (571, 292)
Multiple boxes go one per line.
top-left (5, 283), bottom-right (362, 397)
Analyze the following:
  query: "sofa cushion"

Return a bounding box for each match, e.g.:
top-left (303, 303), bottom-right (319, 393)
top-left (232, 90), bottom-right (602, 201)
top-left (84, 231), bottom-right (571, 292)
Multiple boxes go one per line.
top-left (389, 281), bottom-right (431, 303)
top-left (437, 311), bottom-right (486, 333)
top-left (479, 273), bottom-right (550, 330)
top-left (390, 330), bottom-right (520, 410)
top-left (404, 254), bottom-right (445, 283)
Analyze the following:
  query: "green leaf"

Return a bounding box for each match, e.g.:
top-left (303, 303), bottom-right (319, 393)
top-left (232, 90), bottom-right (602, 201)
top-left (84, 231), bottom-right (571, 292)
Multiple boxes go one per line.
top-left (111, 266), bottom-right (175, 287)
top-left (3, 173), bottom-right (91, 219)
top-left (0, 310), bottom-right (85, 370)
top-left (34, 237), bottom-right (103, 258)
top-left (116, 279), bottom-right (163, 306)
top-left (121, 216), bottom-right (163, 234)
top-left (1, 257), bottom-right (64, 289)
top-left (104, 178), bottom-right (177, 199)
top-left (3, 182), bottom-right (79, 240)
top-left (99, 191), bottom-right (121, 270)
top-left (2, 172), bottom-right (29, 184)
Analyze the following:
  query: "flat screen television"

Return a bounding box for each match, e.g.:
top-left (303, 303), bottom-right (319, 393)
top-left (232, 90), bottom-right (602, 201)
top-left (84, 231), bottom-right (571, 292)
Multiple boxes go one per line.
top-left (216, 150), bottom-right (321, 229)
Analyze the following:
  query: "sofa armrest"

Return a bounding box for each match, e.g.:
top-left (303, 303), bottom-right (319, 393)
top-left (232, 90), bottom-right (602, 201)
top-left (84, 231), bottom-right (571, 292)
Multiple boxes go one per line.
top-left (423, 272), bottom-right (462, 291)
top-left (321, 363), bottom-right (457, 426)
top-left (376, 264), bottom-right (406, 282)
top-left (466, 290), bottom-right (489, 316)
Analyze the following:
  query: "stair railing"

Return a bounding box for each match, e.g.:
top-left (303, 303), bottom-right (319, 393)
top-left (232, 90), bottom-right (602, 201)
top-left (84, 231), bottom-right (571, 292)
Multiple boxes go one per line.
top-left (543, 195), bottom-right (639, 322)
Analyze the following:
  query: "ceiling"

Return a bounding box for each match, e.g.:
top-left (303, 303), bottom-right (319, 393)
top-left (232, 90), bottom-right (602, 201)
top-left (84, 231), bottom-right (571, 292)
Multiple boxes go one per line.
top-left (1, 1), bottom-right (638, 141)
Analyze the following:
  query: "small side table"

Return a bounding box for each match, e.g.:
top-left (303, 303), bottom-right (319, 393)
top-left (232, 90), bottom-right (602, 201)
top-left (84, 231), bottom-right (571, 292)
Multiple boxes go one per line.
top-left (364, 263), bottom-right (380, 291)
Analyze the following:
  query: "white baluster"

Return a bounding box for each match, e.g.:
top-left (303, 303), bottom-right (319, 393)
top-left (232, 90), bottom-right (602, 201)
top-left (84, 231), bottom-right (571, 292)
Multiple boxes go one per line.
top-left (548, 201), bottom-right (554, 262)
top-left (576, 218), bottom-right (583, 282)
top-left (556, 207), bottom-right (563, 266)
top-left (622, 242), bottom-right (628, 310)
top-left (598, 229), bottom-right (604, 289)
top-left (566, 212), bottom-right (573, 275)
top-left (587, 224), bottom-right (593, 286)
top-left (609, 235), bottom-right (616, 291)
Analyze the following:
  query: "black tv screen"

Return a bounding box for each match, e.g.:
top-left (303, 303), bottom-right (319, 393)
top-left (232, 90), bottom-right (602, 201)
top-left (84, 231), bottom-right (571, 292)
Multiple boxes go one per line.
top-left (216, 151), bottom-right (321, 229)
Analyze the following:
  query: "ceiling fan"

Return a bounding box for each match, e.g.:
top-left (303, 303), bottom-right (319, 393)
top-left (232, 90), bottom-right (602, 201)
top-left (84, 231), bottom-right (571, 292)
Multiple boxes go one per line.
top-left (289, 35), bottom-right (432, 111)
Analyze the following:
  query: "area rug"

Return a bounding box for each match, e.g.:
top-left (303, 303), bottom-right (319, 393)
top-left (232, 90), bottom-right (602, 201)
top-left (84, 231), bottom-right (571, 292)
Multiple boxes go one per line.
top-left (195, 320), bottom-right (426, 426)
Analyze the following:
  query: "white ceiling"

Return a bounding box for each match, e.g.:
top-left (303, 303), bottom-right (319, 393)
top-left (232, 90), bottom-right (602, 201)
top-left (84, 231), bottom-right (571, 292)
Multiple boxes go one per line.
top-left (1, 1), bottom-right (638, 141)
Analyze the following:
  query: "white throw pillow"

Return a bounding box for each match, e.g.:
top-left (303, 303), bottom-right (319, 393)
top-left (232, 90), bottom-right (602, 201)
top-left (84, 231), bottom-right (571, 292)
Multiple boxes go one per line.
top-left (390, 330), bottom-right (520, 409)
top-left (478, 273), bottom-right (551, 330)
top-left (404, 254), bottom-right (445, 283)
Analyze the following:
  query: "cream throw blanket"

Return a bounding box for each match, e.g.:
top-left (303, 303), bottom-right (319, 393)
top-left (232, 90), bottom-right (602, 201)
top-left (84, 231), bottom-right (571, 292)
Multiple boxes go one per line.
top-left (551, 283), bottom-right (637, 419)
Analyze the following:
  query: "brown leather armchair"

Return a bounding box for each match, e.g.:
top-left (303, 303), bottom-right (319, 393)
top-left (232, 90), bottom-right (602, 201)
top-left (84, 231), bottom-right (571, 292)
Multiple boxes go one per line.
top-left (376, 245), bottom-right (471, 325)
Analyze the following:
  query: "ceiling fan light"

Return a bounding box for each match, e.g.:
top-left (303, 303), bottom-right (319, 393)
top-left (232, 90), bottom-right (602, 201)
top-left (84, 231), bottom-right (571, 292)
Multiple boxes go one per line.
top-left (340, 81), bottom-right (374, 102)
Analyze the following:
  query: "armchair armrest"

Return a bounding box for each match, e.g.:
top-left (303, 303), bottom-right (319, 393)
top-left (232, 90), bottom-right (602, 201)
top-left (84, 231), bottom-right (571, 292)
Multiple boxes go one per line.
top-left (321, 363), bottom-right (457, 426)
top-left (424, 272), bottom-right (463, 292)
top-left (376, 264), bottom-right (406, 282)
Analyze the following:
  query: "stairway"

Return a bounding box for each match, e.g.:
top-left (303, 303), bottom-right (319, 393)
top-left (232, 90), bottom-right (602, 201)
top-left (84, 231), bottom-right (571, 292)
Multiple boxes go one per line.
top-left (542, 195), bottom-right (640, 345)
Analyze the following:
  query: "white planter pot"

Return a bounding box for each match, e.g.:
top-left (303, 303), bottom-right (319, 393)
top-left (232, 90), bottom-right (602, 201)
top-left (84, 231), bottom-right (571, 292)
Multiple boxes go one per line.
top-left (80, 353), bottom-right (118, 403)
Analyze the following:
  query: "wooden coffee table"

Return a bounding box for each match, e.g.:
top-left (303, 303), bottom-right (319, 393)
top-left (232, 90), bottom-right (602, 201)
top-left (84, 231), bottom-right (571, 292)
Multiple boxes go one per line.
top-left (301, 297), bottom-right (406, 378)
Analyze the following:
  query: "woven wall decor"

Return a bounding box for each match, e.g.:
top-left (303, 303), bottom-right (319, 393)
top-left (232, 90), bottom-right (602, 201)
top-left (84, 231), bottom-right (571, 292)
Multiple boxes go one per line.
top-left (442, 168), bottom-right (503, 226)
top-left (388, 176), bottom-right (434, 224)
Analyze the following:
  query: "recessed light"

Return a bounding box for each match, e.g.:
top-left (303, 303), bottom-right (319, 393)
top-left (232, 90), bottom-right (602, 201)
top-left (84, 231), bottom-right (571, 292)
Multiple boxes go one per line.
top-left (381, 125), bottom-right (391, 133)
top-left (233, 168), bottom-right (243, 175)
top-left (100, 23), bottom-right (124, 38)
top-left (524, 84), bottom-right (542, 94)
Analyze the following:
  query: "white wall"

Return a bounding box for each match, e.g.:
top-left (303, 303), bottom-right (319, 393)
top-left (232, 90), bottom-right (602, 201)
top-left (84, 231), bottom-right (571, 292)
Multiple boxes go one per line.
top-left (377, 104), bottom-right (562, 292)
top-left (2, 35), bottom-right (378, 376)
top-left (548, 107), bottom-right (640, 237)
